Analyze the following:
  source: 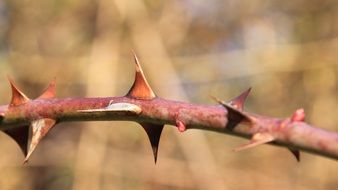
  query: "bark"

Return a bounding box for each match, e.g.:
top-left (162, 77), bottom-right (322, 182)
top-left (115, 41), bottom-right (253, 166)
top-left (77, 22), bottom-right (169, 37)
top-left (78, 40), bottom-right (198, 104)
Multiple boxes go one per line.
top-left (1, 55), bottom-right (338, 162)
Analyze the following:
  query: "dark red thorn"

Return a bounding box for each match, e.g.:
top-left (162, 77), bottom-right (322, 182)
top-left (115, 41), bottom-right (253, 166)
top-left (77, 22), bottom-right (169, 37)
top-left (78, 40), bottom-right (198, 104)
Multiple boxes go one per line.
top-left (38, 78), bottom-right (56, 99)
top-left (140, 123), bottom-right (164, 163)
top-left (288, 148), bottom-right (301, 162)
top-left (228, 87), bottom-right (251, 111)
top-left (126, 53), bottom-right (156, 99)
top-left (24, 118), bottom-right (56, 163)
top-left (7, 76), bottom-right (30, 107)
top-left (4, 125), bottom-right (30, 156)
top-left (176, 120), bottom-right (186, 132)
top-left (211, 96), bottom-right (253, 130)
top-left (291, 108), bottom-right (305, 122)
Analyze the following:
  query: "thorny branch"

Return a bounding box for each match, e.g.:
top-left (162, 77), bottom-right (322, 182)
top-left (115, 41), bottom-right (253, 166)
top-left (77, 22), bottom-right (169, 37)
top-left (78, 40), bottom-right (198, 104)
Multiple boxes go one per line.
top-left (0, 54), bottom-right (338, 164)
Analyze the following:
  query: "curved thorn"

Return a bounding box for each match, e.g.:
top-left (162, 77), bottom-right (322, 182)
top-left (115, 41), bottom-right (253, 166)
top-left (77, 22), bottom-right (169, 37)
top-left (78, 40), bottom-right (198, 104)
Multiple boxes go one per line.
top-left (140, 123), bottom-right (164, 163)
top-left (7, 76), bottom-right (30, 107)
top-left (24, 118), bottom-right (56, 162)
top-left (38, 77), bottom-right (56, 99)
top-left (127, 53), bottom-right (156, 99)
top-left (234, 132), bottom-right (275, 152)
top-left (4, 126), bottom-right (30, 156)
top-left (288, 148), bottom-right (301, 162)
top-left (211, 96), bottom-right (253, 130)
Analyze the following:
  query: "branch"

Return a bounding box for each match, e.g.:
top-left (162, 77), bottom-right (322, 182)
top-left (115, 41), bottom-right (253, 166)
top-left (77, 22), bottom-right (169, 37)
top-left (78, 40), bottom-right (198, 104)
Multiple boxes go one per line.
top-left (1, 54), bottom-right (338, 163)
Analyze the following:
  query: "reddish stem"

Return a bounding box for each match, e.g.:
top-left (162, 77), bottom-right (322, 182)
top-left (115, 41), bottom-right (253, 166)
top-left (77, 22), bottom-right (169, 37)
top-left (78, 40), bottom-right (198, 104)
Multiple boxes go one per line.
top-left (0, 96), bottom-right (337, 160)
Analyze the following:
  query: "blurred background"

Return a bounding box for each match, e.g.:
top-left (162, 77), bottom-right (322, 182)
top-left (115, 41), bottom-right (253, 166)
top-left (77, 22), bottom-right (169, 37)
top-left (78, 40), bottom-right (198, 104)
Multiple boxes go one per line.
top-left (0, 0), bottom-right (337, 189)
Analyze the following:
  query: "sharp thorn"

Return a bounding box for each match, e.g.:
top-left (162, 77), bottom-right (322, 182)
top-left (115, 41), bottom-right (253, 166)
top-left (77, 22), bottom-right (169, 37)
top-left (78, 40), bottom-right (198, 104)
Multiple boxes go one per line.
top-left (234, 132), bottom-right (275, 152)
top-left (4, 126), bottom-right (30, 156)
top-left (7, 76), bottom-right (30, 107)
top-left (228, 87), bottom-right (251, 111)
top-left (140, 123), bottom-right (164, 163)
top-left (24, 118), bottom-right (56, 162)
top-left (38, 77), bottom-right (56, 99)
top-left (212, 95), bottom-right (253, 130)
top-left (210, 95), bottom-right (224, 105)
top-left (288, 148), bottom-right (301, 162)
top-left (127, 53), bottom-right (156, 99)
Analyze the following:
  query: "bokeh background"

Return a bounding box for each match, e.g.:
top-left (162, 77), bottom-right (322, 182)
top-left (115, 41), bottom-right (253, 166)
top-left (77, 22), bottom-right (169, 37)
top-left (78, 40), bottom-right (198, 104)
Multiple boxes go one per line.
top-left (0, 0), bottom-right (337, 189)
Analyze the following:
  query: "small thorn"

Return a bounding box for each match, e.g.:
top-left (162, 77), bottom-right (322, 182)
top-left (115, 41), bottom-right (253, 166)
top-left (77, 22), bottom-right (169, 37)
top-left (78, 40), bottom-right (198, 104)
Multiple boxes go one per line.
top-left (176, 120), bottom-right (186, 132)
top-left (211, 96), bottom-right (252, 130)
top-left (4, 126), bottom-right (30, 156)
top-left (291, 108), bottom-right (305, 122)
top-left (38, 78), bottom-right (56, 99)
top-left (24, 118), bottom-right (56, 162)
top-left (127, 53), bottom-right (156, 99)
top-left (140, 123), bottom-right (164, 163)
top-left (288, 148), bottom-right (300, 162)
top-left (7, 76), bottom-right (30, 107)
top-left (229, 87), bottom-right (251, 110)
top-left (210, 95), bottom-right (224, 105)
top-left (234, 132), bottom-right (275, 152)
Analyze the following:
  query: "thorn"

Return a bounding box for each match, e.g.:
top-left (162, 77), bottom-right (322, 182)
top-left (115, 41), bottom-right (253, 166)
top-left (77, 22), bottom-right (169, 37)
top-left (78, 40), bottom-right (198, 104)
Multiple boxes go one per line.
top-left (126, 53), bottom-right (156, 99)
top-left (140, 123), bottom-right (164, 163)
top-left (24, 118), bottom-right (56, 162)
top-left (176, 120), bottom-right (186, 132)
top-left (210, 95), bottom-right (225, 105)
top-left (38, 78), bottom-right (56, 99)
top-left (228, 87), bottom-right (251, 111)
top-left (288, 148), bottom-right (300, 162)
top-left (7, 76), bottom-right (30, 107)
top-left (291, 108), bottom-right (305, 122)
top-left (4, 126), bottom-right (30, 156)
top-left (211, 96), bottom-right (252, 130)
top-left (234, 132), bottom-right (275, 152)
top-left (224, 104), bottom-right (252, 130)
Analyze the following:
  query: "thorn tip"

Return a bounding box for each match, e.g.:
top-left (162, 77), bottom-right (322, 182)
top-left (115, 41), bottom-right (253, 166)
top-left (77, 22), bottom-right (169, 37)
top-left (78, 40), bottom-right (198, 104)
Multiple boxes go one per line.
top-left (38, 77), bottom-right (56, 99)
top-left (127, 53), bottom-right (156, 99)
top-left (288, 148), bottom-right (301, 162)
top-left (7, 76), bottom-right (30, 106)
top-left (24, 118), bottom-right (56, 162)
top-left (234, 132), bottom-right (275, 152)
top-left (140, 123), bottom-right (163, 163)
top-left (229, 87), bottom-right (251, 110)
